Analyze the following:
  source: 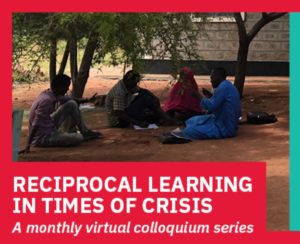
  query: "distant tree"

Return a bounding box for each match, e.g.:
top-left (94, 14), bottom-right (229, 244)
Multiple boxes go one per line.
top-left (234, 12), bottom-right (286, 97)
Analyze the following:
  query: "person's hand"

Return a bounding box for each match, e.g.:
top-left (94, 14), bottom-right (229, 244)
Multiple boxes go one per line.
top-left (202, 88), bottom-right (213, 98)
top-left (87, 93), bottom-right (98, 103)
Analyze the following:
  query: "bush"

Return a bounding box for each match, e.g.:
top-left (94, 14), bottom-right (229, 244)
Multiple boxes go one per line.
top-left (12, 66), bottom-right (48, 84)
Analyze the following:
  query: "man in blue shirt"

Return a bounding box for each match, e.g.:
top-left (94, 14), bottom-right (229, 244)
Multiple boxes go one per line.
top-left (182, 67), bottom-right (241, 139)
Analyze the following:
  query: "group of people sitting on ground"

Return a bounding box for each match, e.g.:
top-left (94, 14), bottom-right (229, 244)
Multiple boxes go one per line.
top-left (19, 66), bottom-right (241, 153)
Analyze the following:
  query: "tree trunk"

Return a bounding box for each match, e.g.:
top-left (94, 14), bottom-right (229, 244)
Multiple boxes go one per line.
top-left (72, 37), bottom-right (98, 98)
top-left (49, 39), bottom-right (57, 82)
top-left (69, 37), bottom-right (78, 86)
top-left (234, 40), bottom-right (249, 98)
top-left (233, 12), bottom-right (286, 97)
top-left (58, 41), bottom-right (69, 75)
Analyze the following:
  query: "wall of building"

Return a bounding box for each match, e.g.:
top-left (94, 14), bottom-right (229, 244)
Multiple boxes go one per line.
top-left (196, 13), bottom-right (289, 62)
top-left (142, 13), bottom-right (289, 76)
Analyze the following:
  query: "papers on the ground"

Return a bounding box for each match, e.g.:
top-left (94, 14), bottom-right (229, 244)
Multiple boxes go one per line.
top-left (133, 123), bottom-right (159, 130)
top-left (80, 104), bottom-right (96, 111)
top-left (172, 127), bottom-right (182, 133)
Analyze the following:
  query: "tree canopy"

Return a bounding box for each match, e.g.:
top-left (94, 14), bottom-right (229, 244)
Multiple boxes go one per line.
top-left (13, 13), bottom-right (206, 97)
top-left (13, 12), bottom-right (287, 98)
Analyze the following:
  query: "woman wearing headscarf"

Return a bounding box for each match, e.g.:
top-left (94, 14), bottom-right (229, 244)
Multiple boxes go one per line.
top-left (163, 67), bottom-right (203, 121)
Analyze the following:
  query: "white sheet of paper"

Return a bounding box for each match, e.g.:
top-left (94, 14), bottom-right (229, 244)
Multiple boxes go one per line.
top-left (133, 123), bottom-right (159, 130)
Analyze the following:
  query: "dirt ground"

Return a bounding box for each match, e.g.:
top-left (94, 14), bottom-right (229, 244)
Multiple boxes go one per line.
top-left (12, 70), bottom-right (289, 231)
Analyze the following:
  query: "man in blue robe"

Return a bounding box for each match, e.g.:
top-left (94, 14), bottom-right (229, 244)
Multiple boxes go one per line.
top-left (182, 67), bottom-right (241, 139)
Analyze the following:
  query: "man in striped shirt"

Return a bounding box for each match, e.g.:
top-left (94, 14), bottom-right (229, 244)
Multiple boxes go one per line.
top-left (105, 70), bottom-right (181, 128)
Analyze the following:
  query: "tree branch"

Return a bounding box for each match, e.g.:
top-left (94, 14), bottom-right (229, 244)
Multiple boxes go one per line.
top-left (248, 13), bottom-right (286, 42)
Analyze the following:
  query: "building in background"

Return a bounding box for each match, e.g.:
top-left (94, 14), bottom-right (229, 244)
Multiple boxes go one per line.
top-left (142, 13), bottom-right (289, 76)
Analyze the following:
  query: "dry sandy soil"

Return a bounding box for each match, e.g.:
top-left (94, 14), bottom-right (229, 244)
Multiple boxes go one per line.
top-left (12, 69), bottom-right (289, 231)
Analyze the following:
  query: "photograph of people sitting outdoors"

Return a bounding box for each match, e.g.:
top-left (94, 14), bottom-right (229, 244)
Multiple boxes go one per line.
top-left (12, 12), bottom-right (289, 230)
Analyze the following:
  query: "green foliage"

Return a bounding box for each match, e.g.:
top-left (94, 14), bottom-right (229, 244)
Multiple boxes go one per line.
top-left (12, 67), bottom-right (47, 84)
top-left (13, 13), bottom-right (207, 82)
top-left (13, 14), bottom-right (53, 81)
